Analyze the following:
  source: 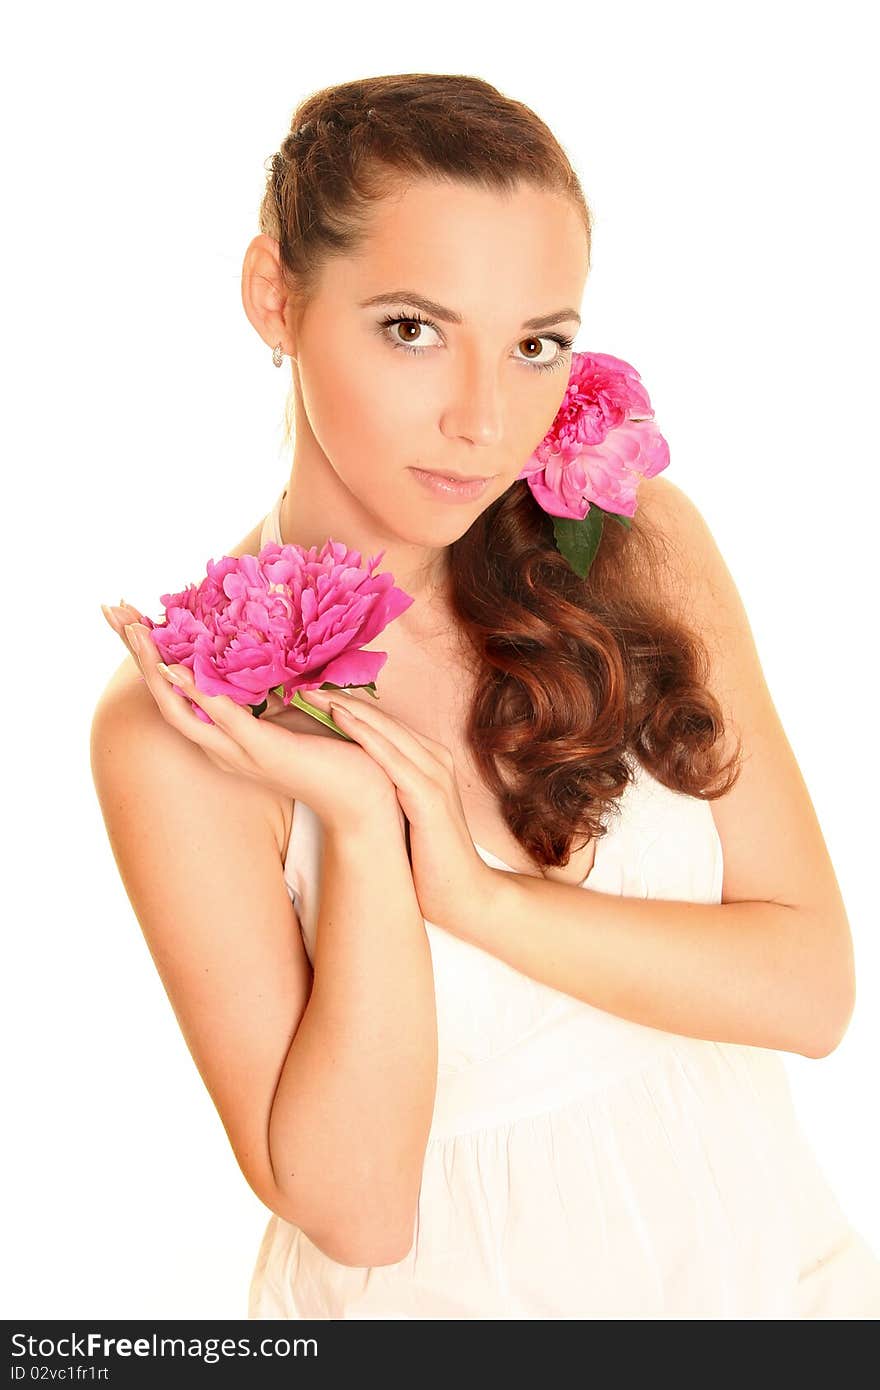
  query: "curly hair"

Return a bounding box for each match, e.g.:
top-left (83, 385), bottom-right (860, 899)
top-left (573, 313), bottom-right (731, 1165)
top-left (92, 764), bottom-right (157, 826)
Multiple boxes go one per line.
top-left (258, 73), bottom-right (741, 872)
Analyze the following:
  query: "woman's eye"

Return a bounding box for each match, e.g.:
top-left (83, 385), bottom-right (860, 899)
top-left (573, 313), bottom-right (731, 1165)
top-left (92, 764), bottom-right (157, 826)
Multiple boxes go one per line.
top-left (514, 335), bottom-right (574, 371)
top-left (379, 312), bottom-right (574, 373)
top-left (380, 314), bottom-right (443, 353)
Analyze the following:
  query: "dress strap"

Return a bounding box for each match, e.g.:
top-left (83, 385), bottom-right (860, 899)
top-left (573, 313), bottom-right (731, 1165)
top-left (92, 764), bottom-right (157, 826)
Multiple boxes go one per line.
top-left (260, 486), bottom-right (287, 549)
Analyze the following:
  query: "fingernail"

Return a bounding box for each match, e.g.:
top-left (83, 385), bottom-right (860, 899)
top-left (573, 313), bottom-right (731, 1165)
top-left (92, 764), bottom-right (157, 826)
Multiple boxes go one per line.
top-left (124, 623), bottom-right (142, 649)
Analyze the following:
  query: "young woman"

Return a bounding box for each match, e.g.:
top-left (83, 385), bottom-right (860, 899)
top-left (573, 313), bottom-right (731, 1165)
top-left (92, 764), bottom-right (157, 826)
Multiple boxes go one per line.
top-left (91, 73), bottom-right (880, 1319)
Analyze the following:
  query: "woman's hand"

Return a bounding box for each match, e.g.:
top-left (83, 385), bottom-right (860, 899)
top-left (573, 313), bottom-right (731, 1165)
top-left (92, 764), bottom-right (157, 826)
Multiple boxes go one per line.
top-left (101, 602), bottom-right (402, 835)
top-left (302, 685), bottom-right (498, 934)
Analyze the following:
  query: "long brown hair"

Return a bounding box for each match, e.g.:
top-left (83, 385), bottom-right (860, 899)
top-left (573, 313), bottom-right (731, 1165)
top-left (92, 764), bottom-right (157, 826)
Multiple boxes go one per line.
top-left (258, 74), bottom-right (741, 871)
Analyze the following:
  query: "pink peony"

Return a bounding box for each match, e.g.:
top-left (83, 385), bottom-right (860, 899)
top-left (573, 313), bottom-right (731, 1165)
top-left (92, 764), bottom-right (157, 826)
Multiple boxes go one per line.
top-left (139, 539), bottom-right (413, 725)
top-left (516, 351), bottom-right (670, 520)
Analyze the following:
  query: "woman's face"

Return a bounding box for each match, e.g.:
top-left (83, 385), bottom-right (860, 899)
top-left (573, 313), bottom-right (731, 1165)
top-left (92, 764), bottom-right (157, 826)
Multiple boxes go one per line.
top-left (289, 177), bottom-right (590, 555)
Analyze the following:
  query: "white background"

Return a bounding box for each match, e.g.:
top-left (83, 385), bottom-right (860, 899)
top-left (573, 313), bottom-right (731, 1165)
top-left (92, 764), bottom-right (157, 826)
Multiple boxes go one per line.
top-left (2, 0), bottom-right (877, 1319)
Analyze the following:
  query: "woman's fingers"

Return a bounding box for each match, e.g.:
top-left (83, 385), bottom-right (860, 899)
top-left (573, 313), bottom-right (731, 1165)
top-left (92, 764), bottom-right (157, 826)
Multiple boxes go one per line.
top-left (305, 687), bottom-right (453, 774)
top-left (304, 688), bottom-right (457, 826)
top-left (103, 603), bottom-right (279, 754)
top-left (100, 604), bottom-right (123, 636)
top-left (123, 623), bottom-right (250, 766)
top-left (101, 601), bottom-right (143, 643)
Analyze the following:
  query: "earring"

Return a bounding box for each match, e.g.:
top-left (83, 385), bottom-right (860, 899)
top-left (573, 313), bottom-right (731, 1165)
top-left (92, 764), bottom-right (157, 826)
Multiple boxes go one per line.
top-left (272, 342), bottom-right (285, 368)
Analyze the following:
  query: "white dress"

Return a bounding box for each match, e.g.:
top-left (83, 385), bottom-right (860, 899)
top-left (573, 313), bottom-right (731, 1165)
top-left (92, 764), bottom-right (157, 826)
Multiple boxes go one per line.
top-left (248, 488), bottom-right (880, 1319)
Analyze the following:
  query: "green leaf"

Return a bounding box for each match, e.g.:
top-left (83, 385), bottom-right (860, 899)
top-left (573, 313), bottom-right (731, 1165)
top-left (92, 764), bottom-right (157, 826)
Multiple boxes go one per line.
top-left (552, 508), bottom-right (605, 579)
top-left (314, 679), bottom-right (379, 699)
top-left (250, 699), bottom-right (268, 718)
top-left (608, 510), bottom-right (632, 530)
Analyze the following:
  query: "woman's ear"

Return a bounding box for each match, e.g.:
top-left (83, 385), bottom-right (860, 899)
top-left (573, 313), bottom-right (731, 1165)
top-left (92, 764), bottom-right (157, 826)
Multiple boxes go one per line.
top-left (240, 234), bottom-right (297, 358)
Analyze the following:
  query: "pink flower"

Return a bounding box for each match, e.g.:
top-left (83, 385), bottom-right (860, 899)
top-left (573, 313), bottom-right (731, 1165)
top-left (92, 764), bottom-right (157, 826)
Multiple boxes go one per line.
top-left (139, 539), bottom-right (413, 724)
top-left (516, 351), bottom-right (670, 520)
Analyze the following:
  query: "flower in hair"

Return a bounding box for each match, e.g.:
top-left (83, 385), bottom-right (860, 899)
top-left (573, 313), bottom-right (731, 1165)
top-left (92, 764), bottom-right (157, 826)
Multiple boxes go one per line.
top-left (516, 350), bottom-right (670, 578)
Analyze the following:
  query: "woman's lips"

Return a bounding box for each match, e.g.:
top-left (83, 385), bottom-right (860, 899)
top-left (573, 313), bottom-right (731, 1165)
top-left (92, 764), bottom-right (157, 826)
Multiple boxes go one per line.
top-left (409, 468), bottom-right (493, 502)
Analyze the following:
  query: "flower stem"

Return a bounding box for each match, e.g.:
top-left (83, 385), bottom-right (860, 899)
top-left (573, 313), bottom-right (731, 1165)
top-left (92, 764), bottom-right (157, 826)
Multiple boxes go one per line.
top-left (290, 689), bottom-right (357, 742)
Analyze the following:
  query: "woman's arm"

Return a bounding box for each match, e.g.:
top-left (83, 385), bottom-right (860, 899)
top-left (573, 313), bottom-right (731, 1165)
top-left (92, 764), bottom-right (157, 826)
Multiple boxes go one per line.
top-left (268, 815), bottom-right (437, 1267)
top-left (91, 684), bottom-right (436, 1270)
top-left (458, 875), bottom-right (845, 1056)
top-left (452, 477), bottom-right (855, 1058)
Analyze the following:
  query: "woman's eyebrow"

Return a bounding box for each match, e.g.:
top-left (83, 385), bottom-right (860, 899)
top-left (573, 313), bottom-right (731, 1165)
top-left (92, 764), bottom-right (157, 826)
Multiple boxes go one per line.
top-left (358, 289), bottom-right (581, 330)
